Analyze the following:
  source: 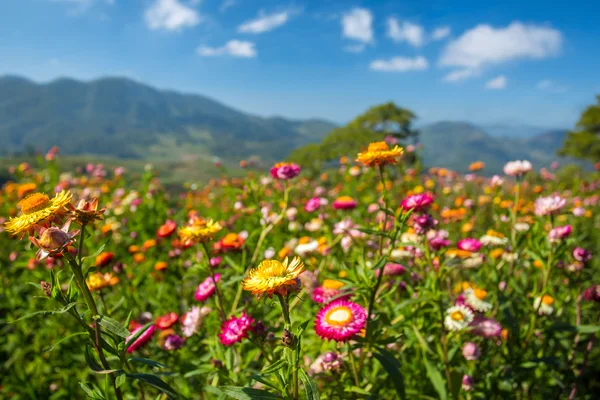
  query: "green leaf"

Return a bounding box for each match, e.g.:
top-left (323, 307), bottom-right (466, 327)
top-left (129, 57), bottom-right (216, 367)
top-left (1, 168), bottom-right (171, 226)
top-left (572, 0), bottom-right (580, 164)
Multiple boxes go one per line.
top-left (296, 319), bottom-right (311, 337)
top-left (14, 302), bottom-right (79, 322)
top-left (298, 368), bottom-right (320, 400)
top-left (125, 322), bottom-right (153, 351)
top-left (423, 356), bottom-right (447, 400)
top-left (373, 349), bottom-right (406, 400)
top-left (43, 331), bottom-right (87, 352)
top-left (262, 358), bottom-right (288, 375)
top-left (128, 357), bottom-right (167, 369)
top-left (345, 386), bottom-right (371, 395)
top-left (127, 373), bottom-right (178, 399)
top-left (79, 382), bottom-right (105, 399)
top-left (183, 365), bottom-right (215, 378)
top-left (577, 325), bottom-right (600, 334)
top-left (116, 374), bottom-right (127, 389)
top-left (83, 244), bottom-right (106, 261)
top-left (250, 374), bottom-right (281, 391)
top-left (218, 386), bottom-right (282, 399)
top-left (412, 325), bottom-right (434, 355)
top-left (95, 315), bottom-right (130, 338)
top-left (372, 256), bottom-right (388, 271)
top-left (85, 345), bottom-right (120, 374)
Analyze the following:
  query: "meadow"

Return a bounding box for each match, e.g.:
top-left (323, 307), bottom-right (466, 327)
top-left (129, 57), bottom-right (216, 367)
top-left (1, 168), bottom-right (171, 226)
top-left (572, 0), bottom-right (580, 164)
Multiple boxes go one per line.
top-left (1, 143), bottom-right (599, 399)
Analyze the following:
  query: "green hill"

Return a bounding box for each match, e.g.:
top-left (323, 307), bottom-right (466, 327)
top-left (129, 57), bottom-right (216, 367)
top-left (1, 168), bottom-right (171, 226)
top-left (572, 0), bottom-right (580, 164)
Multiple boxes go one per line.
top-left (0, 75), bottom-right (337, 163)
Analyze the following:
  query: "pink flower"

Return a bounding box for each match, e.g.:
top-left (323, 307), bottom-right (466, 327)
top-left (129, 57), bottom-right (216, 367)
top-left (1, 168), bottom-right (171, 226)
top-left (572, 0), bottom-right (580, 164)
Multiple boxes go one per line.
top-left (314, 300), bottom-right (366, 342)
top-left (469, 316), bottom-right (502, 338)
top-left (126, 324), bottom-right (156, 353)
top-left (535, 195), bottom-right (566, 216)
top-left (413, 213), bottom-right (437, 235)
top-left (462, 375), bottom-right (474, 391)
top-left (573, 247), bottom-right (592, 263)
top-left (401, 193), bottom-right (434, 212)
top-left (305, 197), bottom-right (322, 212)
top-left (462, 342), bottom-right (480, 361)
top-left (312, 286), bottom-right (351, 304)
top-left (548, 225), bottom-right (572, 243)
top-left (583, 285), bottom-right (600, 303)
top-left (195, 274), bottom-right (221, 302)
top-left (333, 196), bottom-right (357, 210)
top-left (457, 238), bottom-right (482, 253)
top-left (380, 263), bottom-right (407, 277)
top-left (503, 160), bottom-right (532, 177)
top-left (270, 162), bottom-right (300, 180)
top-left (218, 311), bottom-right (254, 346)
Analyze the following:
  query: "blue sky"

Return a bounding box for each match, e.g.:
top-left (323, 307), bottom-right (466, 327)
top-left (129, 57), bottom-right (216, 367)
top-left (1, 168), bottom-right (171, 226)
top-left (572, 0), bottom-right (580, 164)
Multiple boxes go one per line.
top-left (1, 0), bottom-right (599, 127)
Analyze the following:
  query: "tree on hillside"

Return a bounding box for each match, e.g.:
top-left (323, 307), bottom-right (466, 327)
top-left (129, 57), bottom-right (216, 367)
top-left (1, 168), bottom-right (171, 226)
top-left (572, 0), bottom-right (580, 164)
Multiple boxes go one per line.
top-left (289, 102), bottom-right (418, 171)
top-left (558, 95), bottom-right (600, 162)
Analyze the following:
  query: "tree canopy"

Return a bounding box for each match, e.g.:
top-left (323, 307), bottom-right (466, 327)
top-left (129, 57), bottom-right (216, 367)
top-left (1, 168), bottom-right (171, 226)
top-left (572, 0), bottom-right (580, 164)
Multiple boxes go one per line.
top-left (289, 102), bottom-right (418, 171)
top-left (558, 95), bottom-right (600, 162)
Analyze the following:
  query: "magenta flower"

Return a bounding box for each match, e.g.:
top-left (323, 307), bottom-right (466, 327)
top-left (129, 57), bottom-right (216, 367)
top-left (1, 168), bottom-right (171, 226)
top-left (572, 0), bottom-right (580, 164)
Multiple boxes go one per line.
top-left (314, 300), bottom-right (366, 342)
top-left (195, 274), bottom-right (221, 302)
top-left (312, 282), bottom-right (351, 304)
top-left (413, 213), bottom-right (437, 235)
top-left (583, 285), bottom-right (600, 303)
top-left (126, 324), bottom-right (156, 353)
top-left (305, 197), bottom-right (322, 212)
top-left (270, 162), bottom-right (300, 180)
top-left (401, 193), bottom-right (434, 212)
top-left (333, 196), bottom-right (357, 210)
top-left (457, 238), bottom-right (482, 253)
top-left (548, 225), bottom-right (572, 243)
top-left (218, 311), bottom-right (255, 346)
top-left (573, 247), bottom-right (592, 263)
top-left (380, 262), bottom-right (407, 277)
top-left (462, 375), bottom-right (474, 391)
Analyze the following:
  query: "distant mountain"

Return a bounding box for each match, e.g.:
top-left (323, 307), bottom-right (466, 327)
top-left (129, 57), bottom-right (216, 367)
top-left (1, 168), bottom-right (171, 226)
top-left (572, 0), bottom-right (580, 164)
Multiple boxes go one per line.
top-left (480, 122), bottom-right (561, 139)
top-left (419, 121), bottom-right (568, 173)
top-left (0, 75), bottom-right (337, 163)
top-left (0, 75), bottom-right (572, 176)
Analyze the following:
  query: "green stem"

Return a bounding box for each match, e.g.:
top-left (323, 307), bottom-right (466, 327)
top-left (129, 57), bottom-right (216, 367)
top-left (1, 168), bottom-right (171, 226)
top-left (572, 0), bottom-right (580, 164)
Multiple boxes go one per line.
top-left (200, 243), bottom-right (226, 322)
top-left (277, 294), bottom-right (298, 400)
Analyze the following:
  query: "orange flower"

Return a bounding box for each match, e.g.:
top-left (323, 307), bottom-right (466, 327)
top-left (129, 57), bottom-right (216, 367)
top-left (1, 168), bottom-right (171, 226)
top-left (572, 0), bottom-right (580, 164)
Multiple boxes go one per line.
top-left (154, 261), bottom-right (168, 271)
top-left (157, 220), bottom-right (177, 238)
top-left (143, 239), bottom-right (157, 250)
top-left (133, 253), bottom-right (146, 263)
top-left (356, 142), bottom-right (403, 167)
top-left (95, 252), bottom-right (115, 267)
top-left (128, 245), bottom-right (141, 253)
top-left (468, 161), bottom-right (485, 171)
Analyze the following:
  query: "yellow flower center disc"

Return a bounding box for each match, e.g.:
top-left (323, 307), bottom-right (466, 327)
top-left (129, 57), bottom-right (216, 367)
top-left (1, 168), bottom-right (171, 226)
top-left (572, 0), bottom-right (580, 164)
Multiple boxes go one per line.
top-left (18, 193), bottom-right (50, 215)
top-left (542, 295), bottom-right (554, 305)
top-left (325, 306), bottom-right (352, 326)
top-left (474, 289), bottom-right (487, 300)
top-left (450, 311), bottom-right (464, 321)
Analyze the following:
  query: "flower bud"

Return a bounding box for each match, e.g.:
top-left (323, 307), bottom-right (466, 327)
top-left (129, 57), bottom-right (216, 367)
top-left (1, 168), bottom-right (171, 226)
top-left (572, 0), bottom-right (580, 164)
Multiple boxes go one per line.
top-left (37, 227), bottom-right (71, 251)
top-left (462, 342), bottom-right (481, 361)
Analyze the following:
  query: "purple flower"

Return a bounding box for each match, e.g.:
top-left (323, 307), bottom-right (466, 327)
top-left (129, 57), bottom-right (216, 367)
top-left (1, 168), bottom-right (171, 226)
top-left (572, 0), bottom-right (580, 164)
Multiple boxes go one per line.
top-left (462, 375), bottom-right (474, 391)
top-left (164, 334), bottom-right (185, 351)
top-left (413, 213), bottom-right (437, 235)
top-left (583, 285), bottom-right (600, 303)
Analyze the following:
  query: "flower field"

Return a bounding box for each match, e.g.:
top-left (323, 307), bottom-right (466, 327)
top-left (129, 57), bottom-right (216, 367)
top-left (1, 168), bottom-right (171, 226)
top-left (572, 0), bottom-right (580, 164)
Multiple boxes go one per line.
top-left (1, 144), bottom-right (599, 399)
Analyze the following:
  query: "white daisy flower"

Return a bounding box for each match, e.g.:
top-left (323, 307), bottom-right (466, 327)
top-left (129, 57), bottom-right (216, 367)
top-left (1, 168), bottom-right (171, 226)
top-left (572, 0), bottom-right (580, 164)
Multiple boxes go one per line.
top-left (534, 295), bottom-right (554, 315)
top-left (480, 235), bottom-right (508, 246)
top-left (465, 288), bottom-right (492, 313)
top-left (444, 305), bottom-right (474, 331)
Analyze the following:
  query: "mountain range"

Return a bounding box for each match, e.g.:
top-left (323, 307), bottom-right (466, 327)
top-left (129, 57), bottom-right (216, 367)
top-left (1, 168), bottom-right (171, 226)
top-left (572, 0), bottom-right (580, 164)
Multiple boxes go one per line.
top-left (0, 75), bottom-right (570, 175)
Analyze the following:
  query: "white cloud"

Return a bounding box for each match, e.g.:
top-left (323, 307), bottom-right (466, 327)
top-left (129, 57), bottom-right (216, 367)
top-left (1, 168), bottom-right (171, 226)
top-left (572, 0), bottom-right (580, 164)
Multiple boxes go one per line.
top-left (387, 18), bottom-right (425, 47)
top-left (342, 8), bottom-right (373, 43)
top-left (370, 56), bottom-right (429, 72)
top-left (197, 40), bottom-right (256, 58)
top-left (431, 26), bottom-right (451, 40)
top-left (537, 79), bottom-right (567, 92)
top-left (219, 0), bottom-right (235, 12)
top-left (238, 11), bottom-right (290, 34)
top-left (440, 22), bottom-right (562, 81)
top-left (485, 75), bottom-right (507, 89)
top-left (145, 0), bottom-right (201, 32)
top-left (442, 68), bottom-right (479, 82)
top-left (344, 44), bottom-right (366, 53)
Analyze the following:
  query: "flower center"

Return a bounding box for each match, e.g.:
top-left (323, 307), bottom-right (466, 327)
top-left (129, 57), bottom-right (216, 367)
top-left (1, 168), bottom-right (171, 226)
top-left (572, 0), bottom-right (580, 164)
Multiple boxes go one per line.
top-left (325, 306), bottom-right (353, 326)
top-left (450, 311), bottom-right (465, 321)
top-left (542, 295), bottom-right (554, 305)
top-left (337, 196), bottom-right (354, 202)
top-left (367, 142), bottom-right (390, 152)
top-left (322, 279), bottom-right (344, 290)
top-left (18, 193), bottom-right (50, 214)
top-left (474, 289), bottom-right (487, 300)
